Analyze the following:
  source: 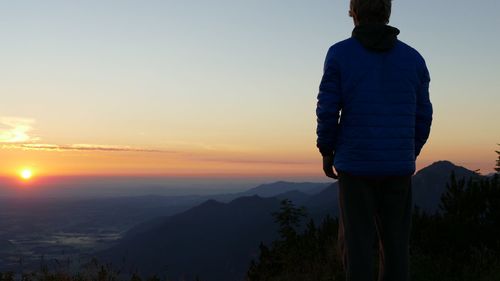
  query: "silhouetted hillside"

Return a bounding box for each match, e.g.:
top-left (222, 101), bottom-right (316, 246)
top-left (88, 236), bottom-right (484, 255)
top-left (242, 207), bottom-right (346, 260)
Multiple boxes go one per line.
top-left (100, 195), bottom-right (282, 281)
top-left (412, 161), bottom-right (481, 212)
top-left (303, 182), bottom-right (339, 219)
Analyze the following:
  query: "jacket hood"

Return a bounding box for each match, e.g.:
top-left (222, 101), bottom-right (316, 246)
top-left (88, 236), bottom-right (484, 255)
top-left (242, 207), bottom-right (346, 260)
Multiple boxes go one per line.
top-left (352, 24), bottom-right (400, 52)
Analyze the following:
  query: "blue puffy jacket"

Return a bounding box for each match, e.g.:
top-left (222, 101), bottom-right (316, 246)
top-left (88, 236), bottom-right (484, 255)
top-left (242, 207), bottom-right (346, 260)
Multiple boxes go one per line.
top-left (316, 24), bottom-right (433, 176)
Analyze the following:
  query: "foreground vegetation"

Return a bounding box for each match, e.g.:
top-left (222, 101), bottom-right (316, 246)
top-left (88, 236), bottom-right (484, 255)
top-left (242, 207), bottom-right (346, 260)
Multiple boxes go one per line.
top-left (0, 258), bottom-right (198, 281)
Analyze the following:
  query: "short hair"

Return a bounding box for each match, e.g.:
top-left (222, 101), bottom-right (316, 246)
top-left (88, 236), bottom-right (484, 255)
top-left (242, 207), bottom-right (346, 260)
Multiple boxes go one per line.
top-left (350, 0), bottom-right (392, 24)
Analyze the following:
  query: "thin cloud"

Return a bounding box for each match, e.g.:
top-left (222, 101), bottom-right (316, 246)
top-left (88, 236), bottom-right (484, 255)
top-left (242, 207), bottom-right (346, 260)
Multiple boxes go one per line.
top-left (0, 117), bottom-right (40, 143)
top-left (2, 143), bottom-right (170, 153)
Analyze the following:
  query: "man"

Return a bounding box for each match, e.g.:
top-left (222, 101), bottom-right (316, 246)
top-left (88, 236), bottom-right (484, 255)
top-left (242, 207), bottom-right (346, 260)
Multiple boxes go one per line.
top-left (316, 0), bottom-right (433, 280)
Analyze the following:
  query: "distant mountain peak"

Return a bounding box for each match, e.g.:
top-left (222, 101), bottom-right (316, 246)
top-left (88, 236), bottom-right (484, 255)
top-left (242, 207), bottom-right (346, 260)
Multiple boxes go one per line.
top-left (273, 180), bottom-right (291, 184)
top-left (430, 160), bottom-right (455, 166)
top-left (422, 160), bottom-right (461, 171)
top-left (229, 194), bottom-right (269, 205)
top-left (416, 160), bottom-right (474, 176)
top-left (412, 160), bottom-right (481, 213)
top-left (196, 198), bottom-right (224, 209)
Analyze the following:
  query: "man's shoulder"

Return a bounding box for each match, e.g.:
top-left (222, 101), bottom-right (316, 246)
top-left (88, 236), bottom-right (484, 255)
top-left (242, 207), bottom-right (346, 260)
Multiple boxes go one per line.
top-left (395, 39), bottom-right (426, 63)
top-left (324, 38), bottom-right (360, 62)
top-left (395, 40), bottom-right (430, 81)
top-left (329, 37), bottom-right (359, 52)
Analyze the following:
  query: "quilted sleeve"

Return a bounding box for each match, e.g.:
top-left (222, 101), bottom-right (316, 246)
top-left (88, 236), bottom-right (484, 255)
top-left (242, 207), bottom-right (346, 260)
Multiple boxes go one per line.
top-left (316, 46), bottom-right (342, 157)
top-left (415, 59), bottom-right (433, 157)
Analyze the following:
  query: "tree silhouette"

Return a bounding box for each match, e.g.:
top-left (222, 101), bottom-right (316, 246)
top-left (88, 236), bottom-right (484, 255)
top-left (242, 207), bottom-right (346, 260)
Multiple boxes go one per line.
top-left (495, 144), bottom-right (500, 173)
top-left (271, 199), bottom-right (307, 242)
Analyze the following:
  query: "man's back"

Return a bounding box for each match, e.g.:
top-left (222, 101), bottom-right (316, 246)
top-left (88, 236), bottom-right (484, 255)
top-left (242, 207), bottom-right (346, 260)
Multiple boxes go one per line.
top-left (316, 2), bottom-right (433, 280)
top-left (316, 25), bottom-right (432, 177)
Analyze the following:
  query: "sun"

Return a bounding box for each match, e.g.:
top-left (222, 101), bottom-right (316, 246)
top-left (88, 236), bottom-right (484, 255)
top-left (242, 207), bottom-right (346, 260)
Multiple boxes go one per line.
top-left (20, 169), bottom-right (33, 180)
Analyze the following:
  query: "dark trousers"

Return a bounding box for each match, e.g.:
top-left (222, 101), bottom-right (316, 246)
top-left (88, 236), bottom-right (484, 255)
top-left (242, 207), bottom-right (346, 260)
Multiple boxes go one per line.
top-left (337, 171), bottom-right (413, 281)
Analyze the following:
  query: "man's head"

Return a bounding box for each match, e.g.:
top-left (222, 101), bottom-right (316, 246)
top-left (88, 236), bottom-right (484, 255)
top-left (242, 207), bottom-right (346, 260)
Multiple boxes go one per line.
top-left (349, 0), bottom-right (392, 26)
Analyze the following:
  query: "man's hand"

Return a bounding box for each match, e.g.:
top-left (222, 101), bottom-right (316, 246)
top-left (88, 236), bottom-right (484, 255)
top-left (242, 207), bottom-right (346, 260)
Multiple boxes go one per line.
top-left (322, 155), bottom-right (338, 179)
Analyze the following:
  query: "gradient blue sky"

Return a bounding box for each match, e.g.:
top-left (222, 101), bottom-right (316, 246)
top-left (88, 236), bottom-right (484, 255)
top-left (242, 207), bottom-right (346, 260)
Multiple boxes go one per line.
top-left (1, 0), bottom-right (499, 179)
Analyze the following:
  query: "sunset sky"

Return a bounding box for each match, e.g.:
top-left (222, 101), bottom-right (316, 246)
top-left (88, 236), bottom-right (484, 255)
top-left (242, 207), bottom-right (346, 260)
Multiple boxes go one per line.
top-left (1, 0), bottom-right (499, 182)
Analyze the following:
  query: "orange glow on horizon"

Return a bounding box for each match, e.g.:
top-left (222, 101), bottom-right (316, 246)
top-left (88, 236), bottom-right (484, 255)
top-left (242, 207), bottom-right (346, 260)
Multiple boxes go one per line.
top-left (1, 141), bottom-right (498, 181)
